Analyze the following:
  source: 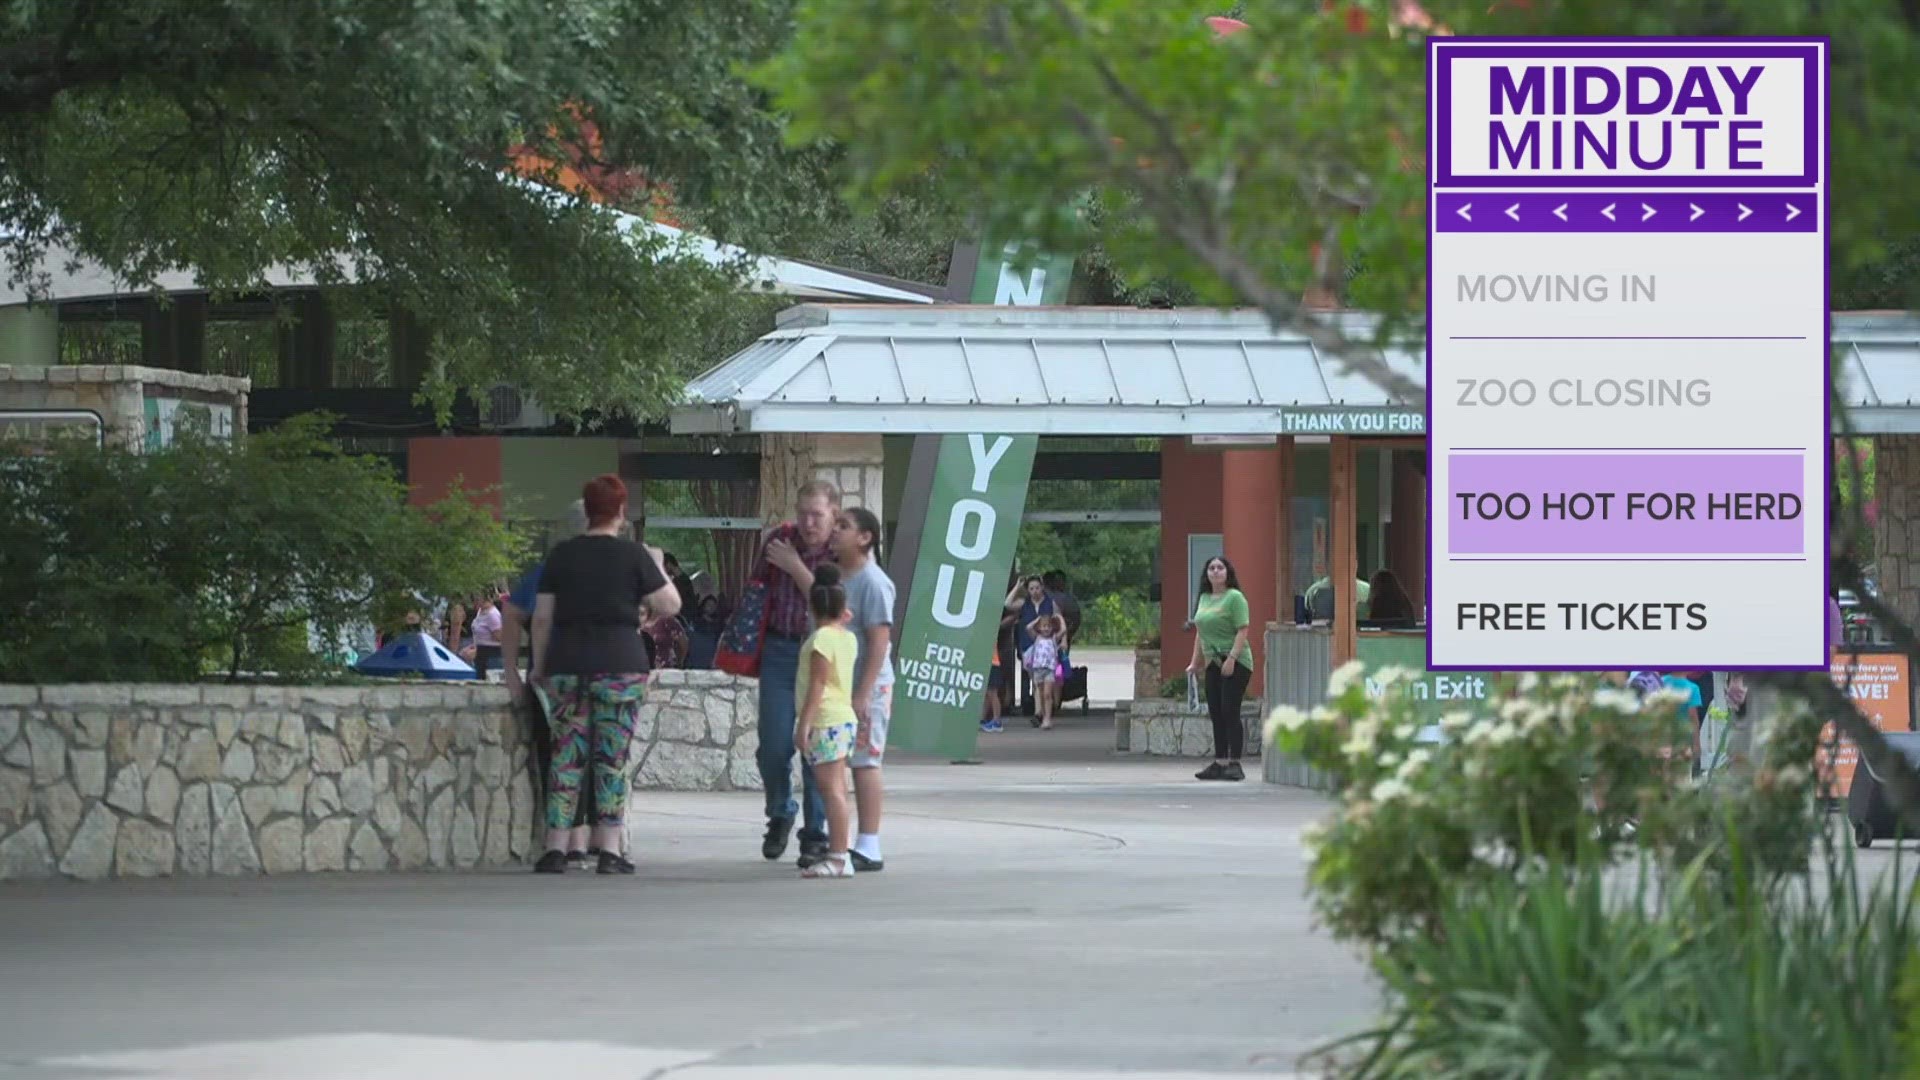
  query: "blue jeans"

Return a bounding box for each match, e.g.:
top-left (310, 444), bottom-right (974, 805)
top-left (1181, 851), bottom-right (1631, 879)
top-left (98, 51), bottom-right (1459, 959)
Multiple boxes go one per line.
top-left (757, 634), bottom-right (825, 842)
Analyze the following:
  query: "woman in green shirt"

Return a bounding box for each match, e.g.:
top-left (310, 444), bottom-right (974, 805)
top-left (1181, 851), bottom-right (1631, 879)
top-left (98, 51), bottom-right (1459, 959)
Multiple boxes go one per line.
top-left (1186, 556), bottom-right (1254, 781)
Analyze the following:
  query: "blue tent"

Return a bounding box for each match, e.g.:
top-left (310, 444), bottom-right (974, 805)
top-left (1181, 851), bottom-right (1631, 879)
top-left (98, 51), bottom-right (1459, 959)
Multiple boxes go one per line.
top-left (354, 631), bottom-right (477, 681)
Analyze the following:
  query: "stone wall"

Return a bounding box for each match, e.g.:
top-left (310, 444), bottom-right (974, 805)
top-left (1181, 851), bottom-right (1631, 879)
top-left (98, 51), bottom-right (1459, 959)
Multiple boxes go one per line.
top-left (0, 670), bottom-right (763, 881)
top-left (0, 365), bottom-right (249, 452)
top-left (1114, 699), bottom-right (1264, 758)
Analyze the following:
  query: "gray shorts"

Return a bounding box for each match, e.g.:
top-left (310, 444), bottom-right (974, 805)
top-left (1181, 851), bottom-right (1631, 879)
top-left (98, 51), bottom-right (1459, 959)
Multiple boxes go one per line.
top-left (851, 684), bottom-right (892, 769)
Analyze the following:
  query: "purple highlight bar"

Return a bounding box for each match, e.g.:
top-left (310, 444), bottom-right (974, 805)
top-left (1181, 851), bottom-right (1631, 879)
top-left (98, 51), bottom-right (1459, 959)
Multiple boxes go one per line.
top-left (1434, 193), bottom-right (1813, 233)
top-left (1448, 453), bottom-right (1806, 555)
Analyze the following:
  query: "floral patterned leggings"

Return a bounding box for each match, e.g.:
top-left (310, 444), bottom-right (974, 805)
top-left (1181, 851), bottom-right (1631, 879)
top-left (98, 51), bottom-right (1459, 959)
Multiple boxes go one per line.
top-left (543, 674), bottom-right (647, 830)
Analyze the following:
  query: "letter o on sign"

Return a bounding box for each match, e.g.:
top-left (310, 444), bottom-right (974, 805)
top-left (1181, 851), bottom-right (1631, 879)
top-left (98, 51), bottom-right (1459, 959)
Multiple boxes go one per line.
top-left (945, 498), bottom-right (995, 560)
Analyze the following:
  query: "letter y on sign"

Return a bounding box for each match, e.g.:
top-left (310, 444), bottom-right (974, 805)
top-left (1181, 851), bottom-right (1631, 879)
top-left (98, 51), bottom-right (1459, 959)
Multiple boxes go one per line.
top-left (967, 434), bottom-right (1013, 493)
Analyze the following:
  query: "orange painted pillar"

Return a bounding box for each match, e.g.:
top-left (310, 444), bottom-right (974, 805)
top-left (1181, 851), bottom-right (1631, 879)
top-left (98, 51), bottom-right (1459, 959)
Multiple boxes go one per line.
top-left (1159, 438), bottom-right (1223, 680)
top-left (1221, 447), bottom-right (1282, 676)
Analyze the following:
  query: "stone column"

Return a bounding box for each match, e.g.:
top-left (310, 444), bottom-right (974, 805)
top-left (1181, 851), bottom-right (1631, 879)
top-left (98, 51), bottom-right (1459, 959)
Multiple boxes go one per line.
top-left (757, 433), bottom-right (819, 524)
top-left (813, 434), bottom-right (886, 518)
top-left (1874, 435), bottom-right (1920, 629)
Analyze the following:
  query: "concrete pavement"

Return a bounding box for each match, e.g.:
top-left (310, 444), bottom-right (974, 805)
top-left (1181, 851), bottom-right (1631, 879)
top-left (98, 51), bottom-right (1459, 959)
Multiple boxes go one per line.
top-left (1071, 646), bottom-right (1135, 708)
top-left (0, 718), bottom-right (1369, 1079)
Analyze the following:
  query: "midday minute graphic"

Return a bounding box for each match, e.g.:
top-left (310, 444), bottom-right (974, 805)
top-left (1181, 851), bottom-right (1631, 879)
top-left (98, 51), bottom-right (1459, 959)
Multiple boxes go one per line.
top-left (1427, 39), bottom-right (1829, 671)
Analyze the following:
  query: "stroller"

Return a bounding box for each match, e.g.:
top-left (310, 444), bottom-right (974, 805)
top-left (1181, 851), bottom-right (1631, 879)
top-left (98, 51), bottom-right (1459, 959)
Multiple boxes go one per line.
top-left (1848, 731), bottom-right (1920, 848)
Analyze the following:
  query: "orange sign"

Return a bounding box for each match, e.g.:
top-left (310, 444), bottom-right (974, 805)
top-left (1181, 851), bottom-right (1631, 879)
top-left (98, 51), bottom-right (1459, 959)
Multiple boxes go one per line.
top-left (1819, 651), bottom-right (1913, 798)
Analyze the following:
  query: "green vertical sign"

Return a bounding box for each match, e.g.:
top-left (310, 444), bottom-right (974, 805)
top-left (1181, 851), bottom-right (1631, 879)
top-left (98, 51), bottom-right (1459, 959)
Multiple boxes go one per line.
top-left (968, 238), bottom-right (1078, 307)
top-left (888, 234), bottom-right (1075, 757)
top-left (889, 433), bottom-right (1040, 757)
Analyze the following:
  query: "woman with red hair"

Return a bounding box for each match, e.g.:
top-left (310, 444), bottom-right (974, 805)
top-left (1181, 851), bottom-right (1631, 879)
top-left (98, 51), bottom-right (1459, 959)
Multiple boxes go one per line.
top-left (530, 474), bottom-right (682, 874)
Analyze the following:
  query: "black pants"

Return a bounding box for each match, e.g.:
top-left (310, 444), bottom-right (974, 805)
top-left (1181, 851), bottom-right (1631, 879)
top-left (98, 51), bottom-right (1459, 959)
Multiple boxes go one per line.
top-left (1204, 661), bottom-right (1251, 761)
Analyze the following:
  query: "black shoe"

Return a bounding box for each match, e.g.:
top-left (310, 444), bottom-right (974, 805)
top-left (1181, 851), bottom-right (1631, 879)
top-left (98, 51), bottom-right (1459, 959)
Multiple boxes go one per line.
top-left (533, 850), bottom-right (568, 874)
top-left (849, 851), bottom-right (884, 873)
top-left (597, 851), bottom-right (636, 875)
top-left (1196, 762), bottom-right (1227, 781)
top-left (795, 837), bottom-right (830, 869)
top-left (566, 849), bottom-right (590, 870)
top-left (1222, 762), bottom-right (1246, 782)
top-left (762, 817), bottom-right (794, 861)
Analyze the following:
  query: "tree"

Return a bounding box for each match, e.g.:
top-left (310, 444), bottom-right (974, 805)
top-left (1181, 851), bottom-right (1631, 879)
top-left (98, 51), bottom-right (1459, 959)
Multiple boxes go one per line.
top-left (762, 0), bottom-right (1920, 816)
top-left (0, 0), bottom-right (854, 419)
top-left (0, 415), bottom-right (523, 681)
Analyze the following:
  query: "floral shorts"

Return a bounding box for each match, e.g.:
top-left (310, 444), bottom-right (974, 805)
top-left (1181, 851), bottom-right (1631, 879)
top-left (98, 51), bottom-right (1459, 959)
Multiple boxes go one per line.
top-left (803, 722), bottom-right (857, 766)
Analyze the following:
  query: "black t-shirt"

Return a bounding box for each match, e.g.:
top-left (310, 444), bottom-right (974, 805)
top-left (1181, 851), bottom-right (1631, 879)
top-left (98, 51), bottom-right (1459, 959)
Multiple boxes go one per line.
top-left (537, 535), bottom-right (670, 677)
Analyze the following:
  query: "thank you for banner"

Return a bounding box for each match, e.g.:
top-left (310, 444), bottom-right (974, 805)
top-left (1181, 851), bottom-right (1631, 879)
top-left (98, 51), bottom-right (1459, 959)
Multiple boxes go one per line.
top-left (890, 433), bottom-right (1038, 758)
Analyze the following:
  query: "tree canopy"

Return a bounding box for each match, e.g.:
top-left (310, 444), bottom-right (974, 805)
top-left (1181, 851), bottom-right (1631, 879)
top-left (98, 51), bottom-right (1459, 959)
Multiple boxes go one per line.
top-left (763, 0), bottom-right (1920, 392)
top-left (763, 0), bottom-right (1920, 809)
top-left (0, 0), bottom-right (873, 419)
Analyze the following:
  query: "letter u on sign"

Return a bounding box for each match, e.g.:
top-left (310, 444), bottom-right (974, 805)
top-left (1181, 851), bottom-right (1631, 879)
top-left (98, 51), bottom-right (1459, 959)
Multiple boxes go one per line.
top-left (932, 565), bottom-right (984, 628)
top-left (945, 498), bottom-right (995, 560)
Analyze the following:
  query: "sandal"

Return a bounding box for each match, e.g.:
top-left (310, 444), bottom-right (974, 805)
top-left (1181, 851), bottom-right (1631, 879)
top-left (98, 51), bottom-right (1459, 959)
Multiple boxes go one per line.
top-left (800, 853), bottom-right (854, 879)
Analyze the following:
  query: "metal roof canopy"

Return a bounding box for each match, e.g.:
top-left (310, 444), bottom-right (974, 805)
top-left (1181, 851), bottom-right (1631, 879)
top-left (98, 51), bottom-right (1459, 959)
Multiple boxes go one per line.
top-left (674, 306), bottom-right (1920, 436)
top-left (672, 304), bottom-right (1426, 435)
top-left (1833, 313), bottom-right (1920, 434)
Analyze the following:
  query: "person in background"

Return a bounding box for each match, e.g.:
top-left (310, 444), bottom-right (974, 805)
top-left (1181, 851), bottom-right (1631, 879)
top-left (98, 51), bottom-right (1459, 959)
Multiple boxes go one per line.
top-left (1187, 556), bottom-right (1254, 782)
top-left (1023, 614), bottom-right (1064, 730)
top-left (1044, 569), bottom-right (1081, 657)
top-left (756, 480), bottom-right (841, 869)
top-left (982, 610), bottom-right (1013, 734)
top-left (642, 599), bottom-right (689, 671)
top-left (1004, 576), bottom-right (1057, 718)
top-left (530, 475), bottom-right (679, 875)
top-left (1658, 671), bottom-right (1704, 784)
top-left (833, 506), bottom-right (895, 873)
top-left (998, 591), bottom-right (1029, 718)
top-left (663, 552), bottom-right (697, 611)
top-left (1364, 569), bottom-right (1416, 626)
top-left (503, 502), bottom-right (598, 862)
top-left (1678, 669), bottom-right (1716, 775)
top-left (793, 564), bottom-right (858, 879)
top-left (467, 592), bottom-right (504, 673)
top-left (686, 594), bottom-right (725, 669)
top-left (1304, 567), bottom-right (1371, 622)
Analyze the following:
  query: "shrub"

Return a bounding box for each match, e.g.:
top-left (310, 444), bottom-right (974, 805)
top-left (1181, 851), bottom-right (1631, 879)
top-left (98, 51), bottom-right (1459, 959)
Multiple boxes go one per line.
top-left (1267, 664), bottom-right (1823, 950)
top-left (1323, 833), bottom-right (1917, 1079)
top-left (0, 414), bottom-right (524, 681)
top-left (1081, 591), bottom-right (1158, 647)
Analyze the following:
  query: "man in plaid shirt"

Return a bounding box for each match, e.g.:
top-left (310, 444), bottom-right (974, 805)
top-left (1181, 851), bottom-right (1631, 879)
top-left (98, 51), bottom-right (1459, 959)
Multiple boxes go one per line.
top-left (757, 480), bottom-right (842, 867)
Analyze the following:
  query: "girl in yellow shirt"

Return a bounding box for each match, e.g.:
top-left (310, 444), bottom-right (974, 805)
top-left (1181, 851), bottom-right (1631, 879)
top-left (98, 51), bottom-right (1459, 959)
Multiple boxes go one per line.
top-left (796, 563), bottom-right (858, 878)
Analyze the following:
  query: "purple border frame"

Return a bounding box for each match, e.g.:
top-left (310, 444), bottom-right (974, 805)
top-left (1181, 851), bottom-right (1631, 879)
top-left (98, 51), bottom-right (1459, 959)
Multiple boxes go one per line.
top-left (1424, 36), bottom-right (1831, 674)
top-left (1433, 41), bottom-right (1820, 188)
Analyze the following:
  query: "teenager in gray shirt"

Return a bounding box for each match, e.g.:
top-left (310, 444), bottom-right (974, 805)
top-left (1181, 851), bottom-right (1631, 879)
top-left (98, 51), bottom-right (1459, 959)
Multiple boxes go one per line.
top-left (830, 506), bottom-right (896, 872)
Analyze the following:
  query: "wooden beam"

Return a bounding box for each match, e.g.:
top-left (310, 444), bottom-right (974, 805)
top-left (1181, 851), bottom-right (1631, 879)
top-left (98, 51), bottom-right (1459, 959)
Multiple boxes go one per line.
top-left (1330, 435), bottom-right (1358, 665)
top-left (1029, 450), bottom-right (1160, 481)
top-left (388, 308), bottom-right (430, 390)
top-left (276, 293), bottom-right (335, 388)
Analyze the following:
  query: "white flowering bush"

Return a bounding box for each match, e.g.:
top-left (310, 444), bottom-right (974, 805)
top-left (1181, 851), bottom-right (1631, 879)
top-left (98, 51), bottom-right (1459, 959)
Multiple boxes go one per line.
top-left (1268, 663), bottom-right (1754, 948)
